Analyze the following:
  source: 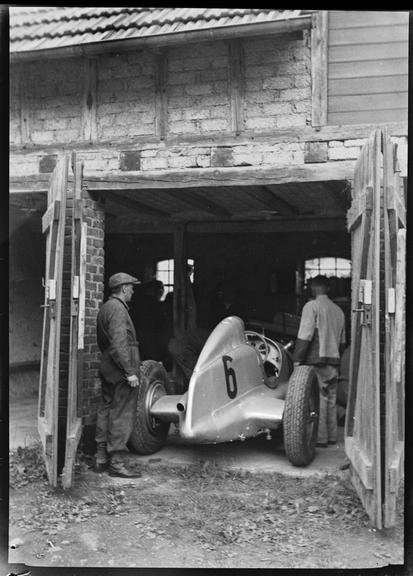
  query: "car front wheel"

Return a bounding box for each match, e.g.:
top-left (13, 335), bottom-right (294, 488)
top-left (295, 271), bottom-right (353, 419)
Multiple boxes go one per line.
top-left (128, 360), bottom-right (171, 455)
top-left (283, 365), bottom-right (319, 466)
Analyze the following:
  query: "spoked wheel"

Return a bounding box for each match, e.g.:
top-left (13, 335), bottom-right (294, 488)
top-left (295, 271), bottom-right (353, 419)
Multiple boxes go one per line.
top-left (128, 360), bottom-right (171, 455)
top-left (283, 365), bottom-right (319, 466)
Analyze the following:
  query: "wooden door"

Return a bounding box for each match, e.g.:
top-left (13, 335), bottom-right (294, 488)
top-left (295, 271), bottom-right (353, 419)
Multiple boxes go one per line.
top-left (62, 155), bottom-right (86, 489)
top-left (38, 155), bottom-right (69, 487)
top-left (346, 129), bottom-right (406, 529)
top-left (382, 129), bottom-right (406, 527)
top-left (345, 129), bottom-right (382, 528)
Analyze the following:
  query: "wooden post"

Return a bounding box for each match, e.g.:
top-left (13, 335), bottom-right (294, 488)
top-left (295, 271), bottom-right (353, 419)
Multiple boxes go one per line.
top-left (155, 50), bottom-right (168, 141)
top-left (229, 39), bottom-right (244, 135)
top-left (311, 11), bottom-right (328, 128)
top-left (82, 57), bottom-right (97, 141)
top-left (173, 224), bottom-right (187, 338)
top-left (19, 63), bottom-right (30, 144)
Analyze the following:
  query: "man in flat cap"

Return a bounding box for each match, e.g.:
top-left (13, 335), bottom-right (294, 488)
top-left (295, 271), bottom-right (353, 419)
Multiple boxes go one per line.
top-left (94, 272), bottom-right (142, 477)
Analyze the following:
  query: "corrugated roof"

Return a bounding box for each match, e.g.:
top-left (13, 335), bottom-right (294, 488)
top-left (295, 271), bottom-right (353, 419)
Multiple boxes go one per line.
top-left (10, 7), bottom-right (311, 54)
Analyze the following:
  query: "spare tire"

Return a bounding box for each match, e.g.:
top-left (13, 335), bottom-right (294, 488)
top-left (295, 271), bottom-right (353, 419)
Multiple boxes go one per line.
top-left (283, 365), bottom-right (319, 467)
top-left (128, 360), bottom-right (171, 455)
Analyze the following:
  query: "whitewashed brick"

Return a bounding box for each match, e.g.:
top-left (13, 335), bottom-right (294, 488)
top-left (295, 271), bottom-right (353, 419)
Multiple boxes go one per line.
top-left (141, 157), bottom-right (168, 170)
top-left (344, 138), bottom-right (367, 147)
top-left (328, 146), bottom-right (361, 160)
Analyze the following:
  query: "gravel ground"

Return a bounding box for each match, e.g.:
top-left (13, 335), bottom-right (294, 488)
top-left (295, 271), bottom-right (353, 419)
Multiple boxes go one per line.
top-left (8, 443), bottom-right (404, 569)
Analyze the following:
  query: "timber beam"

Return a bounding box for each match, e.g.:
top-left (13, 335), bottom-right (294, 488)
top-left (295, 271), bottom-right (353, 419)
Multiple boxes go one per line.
top-left (83, 162), bottom-right (355, 191)
top-left (106, 216), bottom-right (347, 235)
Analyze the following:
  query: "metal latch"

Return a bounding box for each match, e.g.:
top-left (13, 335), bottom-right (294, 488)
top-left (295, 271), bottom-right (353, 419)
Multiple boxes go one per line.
top-left (353, 279), bottom-right (372, 326)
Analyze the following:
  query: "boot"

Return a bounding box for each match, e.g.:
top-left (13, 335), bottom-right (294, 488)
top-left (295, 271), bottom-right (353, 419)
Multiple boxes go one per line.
top-left (109, 454), bottom-right (142, 478)
top-left (94, 442), bottom-right (110, 473)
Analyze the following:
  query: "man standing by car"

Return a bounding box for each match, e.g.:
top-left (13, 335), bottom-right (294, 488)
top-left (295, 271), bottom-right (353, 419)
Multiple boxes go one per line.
top-left (293, 275), bottom-right (346, 448)
top-left (94, 272), bottom-right (142, 478)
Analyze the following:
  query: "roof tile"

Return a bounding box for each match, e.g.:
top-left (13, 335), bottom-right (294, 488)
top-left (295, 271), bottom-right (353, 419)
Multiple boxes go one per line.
top-left (10, 7), bottom-right (311, 53)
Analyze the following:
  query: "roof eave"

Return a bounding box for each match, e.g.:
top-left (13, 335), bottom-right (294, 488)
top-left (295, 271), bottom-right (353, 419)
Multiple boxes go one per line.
top-left (10, 14), bottom-right (313, 62)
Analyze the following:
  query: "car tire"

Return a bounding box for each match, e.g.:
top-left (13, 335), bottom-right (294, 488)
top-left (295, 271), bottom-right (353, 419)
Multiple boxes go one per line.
top-left (128, 360), bottom-right (171, 455)
top-left (283, 365), bottom-right (319, 466)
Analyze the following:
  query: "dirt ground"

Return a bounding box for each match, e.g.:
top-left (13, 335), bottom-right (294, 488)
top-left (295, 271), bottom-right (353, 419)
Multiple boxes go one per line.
top-left (8, 443), bottom-right (404, 570)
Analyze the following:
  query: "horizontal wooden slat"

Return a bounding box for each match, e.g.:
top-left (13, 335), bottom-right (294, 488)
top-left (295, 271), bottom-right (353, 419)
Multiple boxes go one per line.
top-left (328, 24), bottom-right (408, 46)
top-left (329, 92), bottom-right (408, 113)
top-left (329, 109), bottom-right (407, 126)
top-left (329, 58), bottom-right (408, 79)
top-left (329, 75), bottom-right (408, 97)
top-left (329, 42), bottom-right (407, 63)
top-left (329, 11), bottom-right (408, 30)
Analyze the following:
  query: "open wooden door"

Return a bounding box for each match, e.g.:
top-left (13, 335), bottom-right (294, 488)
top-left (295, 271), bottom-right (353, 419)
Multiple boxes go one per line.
top-left (38, 155), bottom-right (69, 487)
top-left (62, 155), bottom-right (86, 489)
top-left (345, 129), bottom-right (406, 529)
top-left (382, 129), bottom-right (406, 527)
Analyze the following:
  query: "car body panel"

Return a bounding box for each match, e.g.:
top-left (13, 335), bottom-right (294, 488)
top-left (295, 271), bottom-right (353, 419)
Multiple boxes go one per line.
top-left (150, 316), bottom-right (292, 444)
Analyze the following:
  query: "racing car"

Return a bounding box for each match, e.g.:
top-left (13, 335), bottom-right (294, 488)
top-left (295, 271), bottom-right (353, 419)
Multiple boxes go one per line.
top-left (128, 316), bottom-right (319, 467)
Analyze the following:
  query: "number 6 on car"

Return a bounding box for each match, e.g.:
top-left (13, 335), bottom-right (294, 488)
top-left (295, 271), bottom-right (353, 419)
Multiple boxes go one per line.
top-left (128, 316), bottom-right (319, 467)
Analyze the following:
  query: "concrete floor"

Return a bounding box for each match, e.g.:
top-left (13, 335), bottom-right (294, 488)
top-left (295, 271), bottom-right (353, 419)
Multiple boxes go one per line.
top-left (9, 394), bottom-right (348, 477)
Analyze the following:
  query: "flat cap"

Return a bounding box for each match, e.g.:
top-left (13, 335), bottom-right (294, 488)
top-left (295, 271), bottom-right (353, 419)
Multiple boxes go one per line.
top-left (108, 272), bottom-right (140, 289)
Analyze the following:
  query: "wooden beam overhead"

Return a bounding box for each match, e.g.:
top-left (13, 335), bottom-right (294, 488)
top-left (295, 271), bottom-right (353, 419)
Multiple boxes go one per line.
top-left (105, 193), bottom-right (170, 218)
top-left (155, 51), bottom-right (168, 141)
top-left (229, 39), bottom-right (244, 135)
top-left (261, 186), bottom-right (300, 215)
top-left (82, 57), bottom-right (97, 142)
top-left (311, 11), bottom-right (329, 128)
top-left (107, 216), bottom-right (347, 235)
top-left (83, 162), bottom-right (355, 191)
top-left (165, 188), bottom-right (231, 217)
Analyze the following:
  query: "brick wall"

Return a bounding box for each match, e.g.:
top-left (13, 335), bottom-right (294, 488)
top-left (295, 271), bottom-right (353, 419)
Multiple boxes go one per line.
top-left (97, 51), bottom-right (157, 140)
top-left (243, 33), bottom-right (311, 131)
top-left (167, 41), bottom-right (231, 136)
top-left (81, 195), bottom-right (105, 425)
top-left (28, 57), bottom-right (83, 145)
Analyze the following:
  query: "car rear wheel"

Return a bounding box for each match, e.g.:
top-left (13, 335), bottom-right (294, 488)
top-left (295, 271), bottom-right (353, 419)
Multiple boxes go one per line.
top-left (283, 365), bottom-right (319, 466)
top-left (128, 360), bottom-right (171, 455)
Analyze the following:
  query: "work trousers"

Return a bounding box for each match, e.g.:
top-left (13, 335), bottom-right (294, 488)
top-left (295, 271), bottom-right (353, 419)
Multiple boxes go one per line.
top-left (312, 364), bottom-right (339, 444)
top-left (95, 375), bottom-right (139, 457)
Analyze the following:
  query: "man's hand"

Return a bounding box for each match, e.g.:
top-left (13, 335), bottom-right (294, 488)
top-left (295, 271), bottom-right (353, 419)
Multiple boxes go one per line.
top-left (126, 374), bottom-right (140, 388)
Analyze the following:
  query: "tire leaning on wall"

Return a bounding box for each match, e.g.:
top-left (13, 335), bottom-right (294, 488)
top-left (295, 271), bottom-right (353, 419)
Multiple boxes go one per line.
top-left (283, 365), bottom-right (319, 466)
top-left (128, 360), bottom-right (172, 455)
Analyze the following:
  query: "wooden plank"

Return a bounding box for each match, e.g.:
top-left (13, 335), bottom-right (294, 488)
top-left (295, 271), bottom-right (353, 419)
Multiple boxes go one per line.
top-left (84, 161), bottom-right (355, 191)
top-left (107, 193), bottom-right (170, 218)
top-left (82, 57), bottom-right (97, 141)
top-left (329, 58), bottom-right (408, 80)
top-left (347, 186), bottom-right (372, 232)
top-left (173, 225), bottom-right (186, 338)
top-left (311, 11), bottom-right (328, 127)
top-left (165, 188), bottom-right (231, 217)
top-left (329, 75), bottom-right (408, 97)
top-left (345, 437), bottom-right (373, 489)
top-left (229, 39), bottom-right (244, 135)
top-left (19, 63), bottom-right (30, 145)
top-left (38, 154), bottom-right (70, 487)
top-left (9, 120), bottom-right (408, 156)
top-left (329, 11), bottom-right (408, 29)
top-left (41, 200), bottom-right (60, 234)
top-left (106, 217), bottom-right (346, 235)
top-left (329, 42), bottom-right (407, 63)
top-left (260, 186), bottom-right (299, 215)
top-left (329, 92), bottom-right (407, 113)
top-left (328, 109), bottom-right (407, 127)
top-left (155, 51), bottom-right (168, 141)
top-left (329, 24), bottom-right (408, 45)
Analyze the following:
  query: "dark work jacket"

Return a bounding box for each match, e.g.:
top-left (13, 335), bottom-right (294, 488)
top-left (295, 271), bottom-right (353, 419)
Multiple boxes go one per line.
top-left (97, 296), bottom-right (140, 385)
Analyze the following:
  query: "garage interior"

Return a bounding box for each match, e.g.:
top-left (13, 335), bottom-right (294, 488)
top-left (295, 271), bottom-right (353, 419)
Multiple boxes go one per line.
top-left (9, 178), bottom-right (352, 389)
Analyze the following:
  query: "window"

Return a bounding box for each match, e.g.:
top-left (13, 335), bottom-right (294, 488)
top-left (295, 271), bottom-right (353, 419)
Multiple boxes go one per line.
top-left (156, 258), bottom-right (194, 301)
top-left (305, 257), bottom-right (351, 280)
